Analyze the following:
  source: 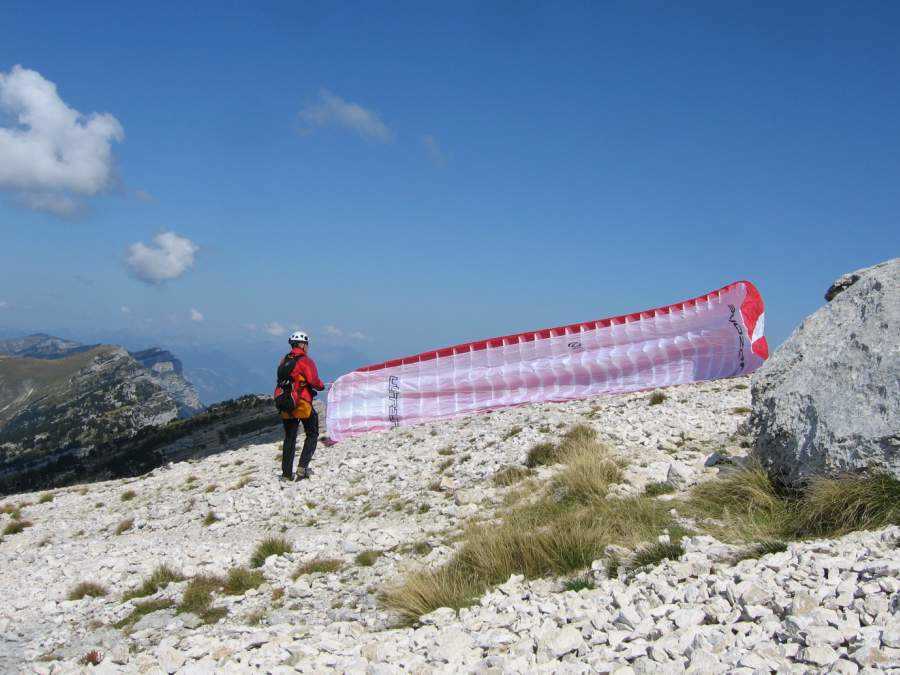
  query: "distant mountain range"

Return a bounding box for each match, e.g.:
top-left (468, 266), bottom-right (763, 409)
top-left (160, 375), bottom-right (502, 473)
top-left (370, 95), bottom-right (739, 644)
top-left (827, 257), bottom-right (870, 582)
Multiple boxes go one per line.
top-left (0, 334), bottom-right (203, 467)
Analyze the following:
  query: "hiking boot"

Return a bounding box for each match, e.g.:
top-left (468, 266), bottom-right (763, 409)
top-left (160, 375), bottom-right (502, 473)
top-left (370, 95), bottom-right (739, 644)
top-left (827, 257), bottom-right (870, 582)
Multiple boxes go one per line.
top-left (296, 467), bottom-right (312, 481)
top-left (279, 474), bottom-right (293, 482)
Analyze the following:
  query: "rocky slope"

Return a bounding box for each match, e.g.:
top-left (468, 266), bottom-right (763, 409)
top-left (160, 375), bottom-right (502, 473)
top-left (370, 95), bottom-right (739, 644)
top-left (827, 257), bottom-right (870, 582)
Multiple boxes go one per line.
top-left (0, 346), bottom-right (178, 462)
top-left (130, 348), bottom-right (203, 418)
top-left (2, 377), bottom-right (897, 672)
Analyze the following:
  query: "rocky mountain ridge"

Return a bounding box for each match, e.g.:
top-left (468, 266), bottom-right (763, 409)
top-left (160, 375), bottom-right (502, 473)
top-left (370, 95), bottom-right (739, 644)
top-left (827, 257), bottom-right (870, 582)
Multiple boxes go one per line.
top-left (0, 336), bottom-right (205, 488)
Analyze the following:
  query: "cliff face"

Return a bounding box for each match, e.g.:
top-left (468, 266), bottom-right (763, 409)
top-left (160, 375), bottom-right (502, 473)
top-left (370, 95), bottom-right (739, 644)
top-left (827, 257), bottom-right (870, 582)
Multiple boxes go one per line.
top-left (129, 348), bottom-right (204, 417)
top-left (0, 346), bottom-right (179, 462)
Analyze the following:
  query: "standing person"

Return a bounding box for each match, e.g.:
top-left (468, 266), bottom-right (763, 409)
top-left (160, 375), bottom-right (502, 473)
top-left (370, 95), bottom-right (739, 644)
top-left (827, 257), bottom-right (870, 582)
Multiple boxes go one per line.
top-left (276, 331), bottom-right (325, 481)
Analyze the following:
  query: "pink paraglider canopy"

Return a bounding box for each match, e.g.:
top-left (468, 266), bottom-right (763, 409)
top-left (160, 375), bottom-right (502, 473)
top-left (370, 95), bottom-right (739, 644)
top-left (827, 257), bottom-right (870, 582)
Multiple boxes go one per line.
top-left (326, 280), bottom-right (767, 441)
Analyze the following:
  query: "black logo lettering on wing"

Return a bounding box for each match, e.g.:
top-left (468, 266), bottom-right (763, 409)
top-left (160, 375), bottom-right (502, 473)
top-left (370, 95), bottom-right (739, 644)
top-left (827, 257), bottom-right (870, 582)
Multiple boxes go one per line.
top-left (387, 375), bottom-right (401, 427)
top-left (727, 304), bottom-right (746, 376)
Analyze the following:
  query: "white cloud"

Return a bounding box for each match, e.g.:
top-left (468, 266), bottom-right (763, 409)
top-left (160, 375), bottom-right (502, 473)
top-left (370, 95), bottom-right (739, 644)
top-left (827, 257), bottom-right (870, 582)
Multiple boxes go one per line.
top-left (264, 322), bottom-right (286, 336)
top-left (190, 308), bottom-right (204, 322)
top-left (0, 65), bottom-right (124, 215)
top-left (323, 324), bottom-right (369, 341)
top-left (126, 231), bottom-right (198, 285)
top-left (298, 89), bottom-right (393, 143)
top-left (120, 305), bottom-right (131, 314)
top-left (243, 323), bottom-right (258, 331)
top-left (422, 134), bottom-right (446, 167)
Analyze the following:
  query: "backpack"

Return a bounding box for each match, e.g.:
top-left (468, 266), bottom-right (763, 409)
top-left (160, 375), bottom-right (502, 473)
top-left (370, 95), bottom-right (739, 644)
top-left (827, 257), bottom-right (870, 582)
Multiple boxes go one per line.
top-left (274, 353), bottom-right (309, 415)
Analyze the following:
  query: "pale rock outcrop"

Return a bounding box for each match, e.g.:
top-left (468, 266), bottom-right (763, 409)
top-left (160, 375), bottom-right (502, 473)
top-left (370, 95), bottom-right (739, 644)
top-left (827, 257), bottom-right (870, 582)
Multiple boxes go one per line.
top-left (751, 258), bottom-right (900, 484)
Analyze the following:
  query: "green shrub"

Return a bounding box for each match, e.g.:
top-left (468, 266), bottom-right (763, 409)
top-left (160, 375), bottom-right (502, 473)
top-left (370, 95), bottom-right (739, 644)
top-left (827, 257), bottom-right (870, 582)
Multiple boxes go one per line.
top-left (648, 391), bottom-right (666, 405)
top-left (38, 493), bottom-right (54, 504)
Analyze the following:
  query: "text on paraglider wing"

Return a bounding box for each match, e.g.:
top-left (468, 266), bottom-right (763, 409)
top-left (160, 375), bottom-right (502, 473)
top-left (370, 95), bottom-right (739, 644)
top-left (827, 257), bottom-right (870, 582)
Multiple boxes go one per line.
top-left (387, 376), bottom-right (400, 427)
top-left (727, 304), bottom-right (746, 376)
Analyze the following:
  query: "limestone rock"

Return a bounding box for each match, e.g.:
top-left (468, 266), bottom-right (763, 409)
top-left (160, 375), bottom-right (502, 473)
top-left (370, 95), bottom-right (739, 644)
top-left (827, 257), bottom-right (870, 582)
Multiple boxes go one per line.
top-left (751, 258), bottom-right (900, 484)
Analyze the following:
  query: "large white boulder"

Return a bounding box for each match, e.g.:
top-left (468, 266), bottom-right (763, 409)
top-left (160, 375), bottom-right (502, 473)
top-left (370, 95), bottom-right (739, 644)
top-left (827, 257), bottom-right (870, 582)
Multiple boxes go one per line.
top-left (750, 258), bottom-right (899, 485)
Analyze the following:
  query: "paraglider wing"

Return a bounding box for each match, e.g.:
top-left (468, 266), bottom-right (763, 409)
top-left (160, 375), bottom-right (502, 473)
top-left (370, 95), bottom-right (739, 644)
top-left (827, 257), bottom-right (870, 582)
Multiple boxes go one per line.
top-left (326, 280), bottom-right (767, 441)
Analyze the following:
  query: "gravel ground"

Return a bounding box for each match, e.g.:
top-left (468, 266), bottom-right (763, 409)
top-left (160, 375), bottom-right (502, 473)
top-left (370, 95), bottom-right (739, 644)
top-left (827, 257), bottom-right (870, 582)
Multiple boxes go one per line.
top-left (1, 377), bottom-right (897, 673)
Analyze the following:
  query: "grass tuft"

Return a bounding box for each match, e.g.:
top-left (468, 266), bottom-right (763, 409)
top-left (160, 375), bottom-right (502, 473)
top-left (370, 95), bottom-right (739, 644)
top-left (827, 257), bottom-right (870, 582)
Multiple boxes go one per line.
top-left (68, 581), bottom-right (108, 600)
top-left (38, 493), bottom-right (54, 504)
top-left (292, 557), bottom-right (343, 579)
top-left (2, 519), bottom-right (31, 535)
top-left (687, 462), bottom-right (900, 542)
top-left (120, 490), bottom-right (136, 502)
top-left (644, 482), bottom-right (675, 497)
top-left (115, 518), bottom-right (134, 535)
top-left (250, 536), bottom-right (292, 568)
top-left (115, 598), bottom-right (174, 629)
top-left (525, 442), bottom-right (558, 468)
top-left (177, 574), bottom-right (226, 623)
top-left (202, 511), bottom-right (221, 526)
top-left (492, 466), bottom-right (533, 487)
top-left (630, 542), bottom-right (684, 569)
top-left (648, 391), bottom-right (667, 405)
top-left (123, 565), bottom-right (185, 601)
top-left (563, 577), bottom-right (595, 592)
top-left (355, 550), bottom-right (381, 567)
top-left (223, 567), bottom-right (265, 595)
top-left (730, 540), bottom-right (788, 563)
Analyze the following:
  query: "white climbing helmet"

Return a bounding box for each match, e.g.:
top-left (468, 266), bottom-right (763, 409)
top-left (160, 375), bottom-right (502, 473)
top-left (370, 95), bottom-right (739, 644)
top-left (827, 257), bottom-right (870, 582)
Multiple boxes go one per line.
top-left (289, 330), bottom-right (309, 345)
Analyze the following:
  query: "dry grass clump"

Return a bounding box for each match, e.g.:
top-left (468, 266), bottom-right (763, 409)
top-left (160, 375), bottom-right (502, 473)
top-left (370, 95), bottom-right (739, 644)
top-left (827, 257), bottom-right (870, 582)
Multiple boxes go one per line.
top-left (729, 540), bottom-right (788, 564)
top-left (177, 574), bottom-right (227, 624)
top-left (629, 542), bottom-right (685, 570)
top-left (292, 557), bottom-right (343, 579)
top-left (120, 490), bottom-right (137, 502)
top-left (644, 482), bottom-right (675, 497)
top-left (382, 425), bottom-right (671, 625)
top-left (687, 461), bottom-right (900, 542)
top-left (525, 442), bottom-right (558, 468)
top-left (2, 519), bottom-right (31, 535)
top-left (115, 518), bottom-right (134, 535)
top-left (250, 536), bottom-right (292, 568)
top-left (0, 503), bottom-right (19, 515)
top-left (648, 391), bottom-right (667, 405)
top-left (232, 476), bottom-right (251, 490)
top-left (38, 493), bottom-right (54, 504)
top-left (223, 567), bottom-right (265, 595)
top-left (115, 598), bottom-right (174, 629)
top-left (68, 581), bottom-right (108, 600)
top-left (492, 466), bottom-right (533, 487)
top-left (202, 511), bottom-right (221, 526)
top-left (123, 565), bottom-right (185, 601)
top-left (355, 550), bottom-right (381, 567)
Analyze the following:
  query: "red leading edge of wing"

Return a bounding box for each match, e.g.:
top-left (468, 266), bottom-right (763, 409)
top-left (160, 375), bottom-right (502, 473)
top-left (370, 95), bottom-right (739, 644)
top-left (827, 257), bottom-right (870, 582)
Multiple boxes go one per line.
top-left (355, 280), bottom-right (767, 373)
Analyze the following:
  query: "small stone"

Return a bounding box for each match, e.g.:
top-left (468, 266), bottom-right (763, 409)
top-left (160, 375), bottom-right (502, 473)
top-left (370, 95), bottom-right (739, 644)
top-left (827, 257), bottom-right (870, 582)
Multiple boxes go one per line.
top-left (799, 644), bottom-right (838, 666)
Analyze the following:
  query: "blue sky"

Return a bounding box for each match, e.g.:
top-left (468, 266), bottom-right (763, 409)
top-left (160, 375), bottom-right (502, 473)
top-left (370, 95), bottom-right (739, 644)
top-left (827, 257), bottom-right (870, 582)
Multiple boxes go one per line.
top-left (1, 1), bottom-right (898, 389)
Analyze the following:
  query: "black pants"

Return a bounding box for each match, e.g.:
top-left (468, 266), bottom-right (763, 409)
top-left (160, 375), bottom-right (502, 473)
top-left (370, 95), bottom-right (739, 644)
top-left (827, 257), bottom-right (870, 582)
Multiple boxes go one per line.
top-left (282, 409), bottom-right (319, 478)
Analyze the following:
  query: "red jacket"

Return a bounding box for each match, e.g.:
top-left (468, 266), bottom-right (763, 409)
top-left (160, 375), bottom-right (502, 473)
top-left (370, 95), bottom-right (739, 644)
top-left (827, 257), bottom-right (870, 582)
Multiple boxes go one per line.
top-left (283, 348), bottom-right (325, 403)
